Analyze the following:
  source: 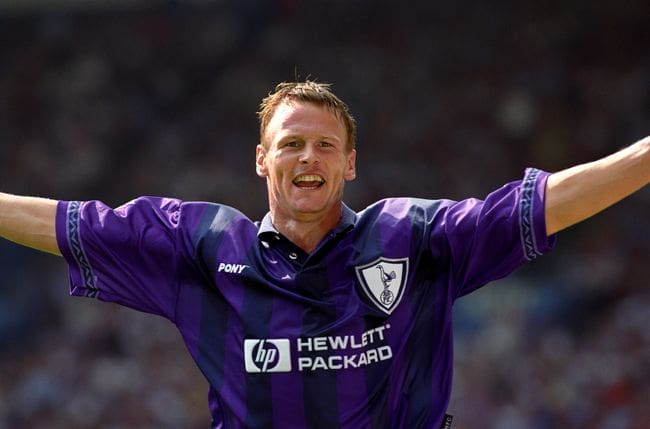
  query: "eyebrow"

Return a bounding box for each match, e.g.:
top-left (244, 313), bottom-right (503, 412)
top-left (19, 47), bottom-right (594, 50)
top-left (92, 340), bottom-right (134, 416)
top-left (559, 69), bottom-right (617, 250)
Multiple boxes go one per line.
top-left (279, 133), bottom-right (342, 143)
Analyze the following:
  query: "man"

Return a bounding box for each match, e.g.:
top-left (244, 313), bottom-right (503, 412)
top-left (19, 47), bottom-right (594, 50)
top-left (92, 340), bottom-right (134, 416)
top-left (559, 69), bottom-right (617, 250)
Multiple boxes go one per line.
top-left (0, 81), bottom-right (648, 428)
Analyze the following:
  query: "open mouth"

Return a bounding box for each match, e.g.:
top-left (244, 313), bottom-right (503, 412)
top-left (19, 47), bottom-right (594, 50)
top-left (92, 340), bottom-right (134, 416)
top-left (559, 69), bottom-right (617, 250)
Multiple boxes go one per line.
top-left (293, 174), bottom-right (325, 189)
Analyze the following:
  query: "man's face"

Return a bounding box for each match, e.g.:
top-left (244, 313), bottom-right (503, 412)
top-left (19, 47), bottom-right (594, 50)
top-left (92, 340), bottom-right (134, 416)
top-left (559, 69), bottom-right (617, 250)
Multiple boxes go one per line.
top-left (256, 101), bottom-right (357, 223)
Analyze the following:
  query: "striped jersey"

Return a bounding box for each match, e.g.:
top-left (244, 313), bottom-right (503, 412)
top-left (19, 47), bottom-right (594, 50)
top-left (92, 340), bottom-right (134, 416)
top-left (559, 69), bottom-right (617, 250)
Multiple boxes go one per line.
top-left (55, 168), bottom-right (556, 429)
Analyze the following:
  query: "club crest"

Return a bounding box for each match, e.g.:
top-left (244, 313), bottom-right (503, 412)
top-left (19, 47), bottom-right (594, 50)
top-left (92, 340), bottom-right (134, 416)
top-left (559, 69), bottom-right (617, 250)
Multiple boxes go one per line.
top-left (355, 257), bottom-right (409, 315)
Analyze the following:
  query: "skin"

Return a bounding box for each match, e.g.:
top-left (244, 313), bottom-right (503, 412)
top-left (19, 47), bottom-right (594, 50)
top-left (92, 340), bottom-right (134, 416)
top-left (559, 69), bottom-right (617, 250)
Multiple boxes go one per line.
top-left (545, 136), bottom-right (650, 235)
top-left (0, 194), bottom-right (59, 255)
top-left (255, 101), bottom-right (357, 253)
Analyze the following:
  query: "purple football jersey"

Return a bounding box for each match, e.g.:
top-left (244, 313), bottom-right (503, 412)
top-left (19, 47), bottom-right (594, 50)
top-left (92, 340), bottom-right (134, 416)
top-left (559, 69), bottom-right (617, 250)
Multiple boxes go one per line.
top-left (55, 168), bottom-right (556, 428)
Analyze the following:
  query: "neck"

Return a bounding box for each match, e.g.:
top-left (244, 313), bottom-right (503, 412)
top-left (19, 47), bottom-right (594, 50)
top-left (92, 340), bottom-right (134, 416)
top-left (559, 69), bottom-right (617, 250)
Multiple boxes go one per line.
top-left (271, 206), bottom-right (341, 254)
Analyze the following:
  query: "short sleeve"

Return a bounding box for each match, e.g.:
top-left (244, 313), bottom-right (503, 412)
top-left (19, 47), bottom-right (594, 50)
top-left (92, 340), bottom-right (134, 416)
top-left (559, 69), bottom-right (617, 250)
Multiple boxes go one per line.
top-left (433, 168), bottom-right (557, 298)
top-left (55, 197), bottom-right (203, 320)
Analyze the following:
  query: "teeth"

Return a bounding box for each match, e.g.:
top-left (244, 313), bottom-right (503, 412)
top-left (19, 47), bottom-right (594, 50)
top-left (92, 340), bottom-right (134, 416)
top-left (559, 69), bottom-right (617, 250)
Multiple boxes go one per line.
top-left (294, 175), bottom-right (324, 183)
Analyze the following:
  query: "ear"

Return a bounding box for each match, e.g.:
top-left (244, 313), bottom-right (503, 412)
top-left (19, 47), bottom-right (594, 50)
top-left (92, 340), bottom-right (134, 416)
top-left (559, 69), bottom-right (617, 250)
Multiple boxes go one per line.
top-left (256, 144), bottom-right (268, 177)
top-left (344, 149), bottom-right (357, 181)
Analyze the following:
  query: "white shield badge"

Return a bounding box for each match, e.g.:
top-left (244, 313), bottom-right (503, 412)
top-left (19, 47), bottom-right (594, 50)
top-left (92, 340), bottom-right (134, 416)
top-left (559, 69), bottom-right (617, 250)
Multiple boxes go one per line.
top-left (355, 257), bottom-right (409, 315)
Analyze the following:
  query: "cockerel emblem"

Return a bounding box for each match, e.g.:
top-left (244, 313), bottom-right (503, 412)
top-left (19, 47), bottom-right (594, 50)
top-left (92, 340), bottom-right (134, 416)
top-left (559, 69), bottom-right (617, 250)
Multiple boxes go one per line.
top-left (355, 257), bottom-right (409, 315)
top-left (376, 265), bottom-right (396, 305)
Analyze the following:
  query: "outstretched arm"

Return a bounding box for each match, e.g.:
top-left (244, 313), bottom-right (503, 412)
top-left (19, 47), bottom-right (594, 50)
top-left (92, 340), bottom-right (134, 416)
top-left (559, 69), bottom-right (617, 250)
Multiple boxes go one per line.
top-left (545, 136), bottom-right (650, 236)
top-left (0, 193), bottom-right (60, 255)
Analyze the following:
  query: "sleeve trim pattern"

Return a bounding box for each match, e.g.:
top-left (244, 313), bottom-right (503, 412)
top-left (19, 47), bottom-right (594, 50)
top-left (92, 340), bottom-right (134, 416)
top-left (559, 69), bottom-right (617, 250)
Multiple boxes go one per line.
top-left (67, 201), bottom-right (99, 297)
top-left (519, 168), bottom-right (542, 261)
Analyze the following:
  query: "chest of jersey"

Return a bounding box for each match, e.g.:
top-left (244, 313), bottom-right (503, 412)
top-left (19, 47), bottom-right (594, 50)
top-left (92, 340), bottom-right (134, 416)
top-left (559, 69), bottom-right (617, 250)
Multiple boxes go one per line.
top-left (187, 206), bottom-right (457, 428)
top-left (203, 228), bottom-right (419, 371)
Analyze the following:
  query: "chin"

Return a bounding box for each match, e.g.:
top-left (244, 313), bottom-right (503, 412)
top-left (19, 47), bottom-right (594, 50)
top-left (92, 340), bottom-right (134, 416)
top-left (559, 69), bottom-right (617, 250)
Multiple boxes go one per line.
top-left (293, 205), bottom-right (326, 215)
top-left (290, 199), bottom-right (332, 215)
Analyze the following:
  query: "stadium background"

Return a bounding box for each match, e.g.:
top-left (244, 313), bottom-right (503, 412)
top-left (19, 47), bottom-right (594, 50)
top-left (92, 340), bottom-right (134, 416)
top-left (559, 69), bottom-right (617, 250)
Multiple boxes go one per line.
top-left (0, 1), bottom-right (649, 427)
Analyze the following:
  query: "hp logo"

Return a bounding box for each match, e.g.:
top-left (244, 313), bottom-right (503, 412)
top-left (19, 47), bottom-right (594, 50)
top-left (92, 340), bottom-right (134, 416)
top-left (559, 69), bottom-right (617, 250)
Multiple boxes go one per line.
top-left (244, 339), bottom-right (291, 373)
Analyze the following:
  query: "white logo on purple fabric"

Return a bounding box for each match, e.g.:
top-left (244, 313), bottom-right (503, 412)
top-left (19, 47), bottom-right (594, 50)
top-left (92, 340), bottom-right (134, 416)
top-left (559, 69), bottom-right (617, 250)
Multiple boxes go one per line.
top-left (217, 262), bottom-right (248, 274)
top-left (244, 324), bottom-right (394, 373)
top-left (244, 339), bottom-right (292, 373)
top-left (355, 257), bottom-right (409, 315)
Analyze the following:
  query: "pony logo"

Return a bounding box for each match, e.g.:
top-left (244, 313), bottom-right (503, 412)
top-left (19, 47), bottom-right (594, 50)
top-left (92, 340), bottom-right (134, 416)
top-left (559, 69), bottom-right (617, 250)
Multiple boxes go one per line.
top-left (355, 257), bottom-right (409, 315)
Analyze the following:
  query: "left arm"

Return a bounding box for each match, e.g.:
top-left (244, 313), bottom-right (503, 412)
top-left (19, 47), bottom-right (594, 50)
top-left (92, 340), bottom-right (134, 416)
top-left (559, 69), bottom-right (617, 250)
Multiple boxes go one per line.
top-left (545, 136), bottom-right (650, 236)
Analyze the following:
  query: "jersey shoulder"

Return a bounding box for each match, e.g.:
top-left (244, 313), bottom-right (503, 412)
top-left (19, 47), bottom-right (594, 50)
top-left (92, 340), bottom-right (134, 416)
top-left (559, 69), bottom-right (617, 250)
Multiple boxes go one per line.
top-left (355, 197), bottom-right (452, 228)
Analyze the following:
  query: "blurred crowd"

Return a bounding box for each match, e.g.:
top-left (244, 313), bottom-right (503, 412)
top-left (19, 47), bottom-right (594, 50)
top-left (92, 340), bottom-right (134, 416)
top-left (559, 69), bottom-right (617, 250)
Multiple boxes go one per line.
top-left (1, 1), bottom-right (649, 428)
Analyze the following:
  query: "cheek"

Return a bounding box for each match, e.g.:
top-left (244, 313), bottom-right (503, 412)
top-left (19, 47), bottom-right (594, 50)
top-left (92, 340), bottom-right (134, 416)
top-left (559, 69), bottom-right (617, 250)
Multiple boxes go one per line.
top-left (268, 159), bottom-right (292, 184)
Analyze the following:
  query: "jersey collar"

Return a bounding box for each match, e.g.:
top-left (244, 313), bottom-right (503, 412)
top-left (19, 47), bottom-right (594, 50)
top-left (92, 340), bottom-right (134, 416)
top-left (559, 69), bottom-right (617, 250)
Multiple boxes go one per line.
top-left (257, 203), bottom-right (357, 241)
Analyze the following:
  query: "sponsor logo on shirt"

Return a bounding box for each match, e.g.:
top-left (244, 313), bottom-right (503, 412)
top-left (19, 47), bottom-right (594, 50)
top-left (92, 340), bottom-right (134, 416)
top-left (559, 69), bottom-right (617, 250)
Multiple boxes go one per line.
top-left (244, 339), bottom-right (292, 373)
top-left (217, 262), bottom-right (249, 274)
top-left (244, 324), bottom-right (393, 373)
top-left (355, 257), bottom-right (409, 315)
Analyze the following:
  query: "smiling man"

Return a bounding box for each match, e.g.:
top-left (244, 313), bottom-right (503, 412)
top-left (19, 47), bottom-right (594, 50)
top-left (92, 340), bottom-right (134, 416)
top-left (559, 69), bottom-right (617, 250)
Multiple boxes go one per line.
top-left (256, 84), bottom-right (357, 253)
top-left (0, 81), bottom-right (649, 429)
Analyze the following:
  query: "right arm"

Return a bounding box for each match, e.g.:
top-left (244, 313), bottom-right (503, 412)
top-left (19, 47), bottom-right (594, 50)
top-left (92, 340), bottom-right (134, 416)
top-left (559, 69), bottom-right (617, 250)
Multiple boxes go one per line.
top-left (0, 192), bottom-right (60, 256)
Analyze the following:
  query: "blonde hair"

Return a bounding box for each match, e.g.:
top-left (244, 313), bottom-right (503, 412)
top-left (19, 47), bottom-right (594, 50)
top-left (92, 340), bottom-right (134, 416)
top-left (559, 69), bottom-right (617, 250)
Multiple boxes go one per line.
top-left (258, 81), bottom-right (356, 151)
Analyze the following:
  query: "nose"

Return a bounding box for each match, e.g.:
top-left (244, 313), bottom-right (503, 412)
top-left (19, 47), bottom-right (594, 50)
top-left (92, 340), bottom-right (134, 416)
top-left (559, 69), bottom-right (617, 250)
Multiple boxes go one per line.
top-left (298, 143), bottom-right (319, 164)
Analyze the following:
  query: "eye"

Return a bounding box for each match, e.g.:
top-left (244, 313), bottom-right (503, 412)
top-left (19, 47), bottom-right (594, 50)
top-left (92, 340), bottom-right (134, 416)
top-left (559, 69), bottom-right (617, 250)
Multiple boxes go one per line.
top-left (284, 140), bottom-right (299, 148)
top-left (318, 141), bottom-right (333, 148)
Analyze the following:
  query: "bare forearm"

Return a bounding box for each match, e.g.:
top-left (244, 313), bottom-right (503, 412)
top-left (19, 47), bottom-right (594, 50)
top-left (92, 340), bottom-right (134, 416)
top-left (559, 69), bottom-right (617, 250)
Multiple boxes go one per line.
top-left (0, 193), bottom-right (60, 256)
top-left (545, 136), bottom-right (650, 236)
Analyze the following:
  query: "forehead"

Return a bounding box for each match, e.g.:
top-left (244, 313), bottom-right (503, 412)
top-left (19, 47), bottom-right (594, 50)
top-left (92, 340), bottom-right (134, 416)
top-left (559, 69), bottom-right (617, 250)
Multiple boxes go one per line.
top-left (265, 101), bottom-right (347, 143)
